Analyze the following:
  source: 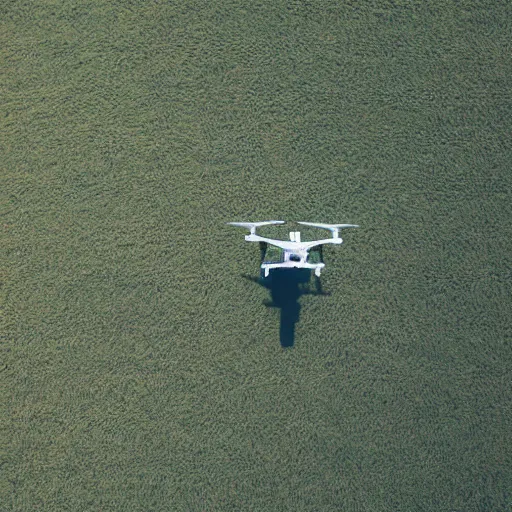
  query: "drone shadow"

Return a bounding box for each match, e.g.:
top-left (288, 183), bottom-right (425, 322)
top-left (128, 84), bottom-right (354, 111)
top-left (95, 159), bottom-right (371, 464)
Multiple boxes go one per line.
top-left (242, 268), bottom-right (330, 348)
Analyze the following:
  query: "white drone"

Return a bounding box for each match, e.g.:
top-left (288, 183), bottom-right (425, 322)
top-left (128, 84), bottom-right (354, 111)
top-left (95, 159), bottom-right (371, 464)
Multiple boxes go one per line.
top-left (227, 221), bottom-right (359, 277)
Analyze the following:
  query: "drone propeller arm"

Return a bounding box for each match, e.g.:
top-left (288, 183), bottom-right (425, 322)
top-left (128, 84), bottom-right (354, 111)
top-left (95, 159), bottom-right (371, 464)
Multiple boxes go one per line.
top-left (245, 234), bottom-right (293, 251)
top-left (247, 235), bottom-right (343, 251)
top-left (300, 238), bottom-right (343, 250)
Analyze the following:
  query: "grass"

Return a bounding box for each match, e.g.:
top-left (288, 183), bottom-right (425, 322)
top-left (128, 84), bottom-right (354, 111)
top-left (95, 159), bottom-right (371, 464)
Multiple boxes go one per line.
top-left (2, 0), bottom-right (511, 510)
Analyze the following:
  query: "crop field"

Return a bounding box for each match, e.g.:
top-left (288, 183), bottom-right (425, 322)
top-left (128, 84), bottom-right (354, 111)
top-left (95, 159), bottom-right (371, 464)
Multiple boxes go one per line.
top-left (2, 1), bottom-right (511, 510)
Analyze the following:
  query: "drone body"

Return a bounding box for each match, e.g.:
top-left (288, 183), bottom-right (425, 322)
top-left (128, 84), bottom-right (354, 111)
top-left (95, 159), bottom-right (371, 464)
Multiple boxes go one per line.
top-left (227, 221), bottom-right (359, 277)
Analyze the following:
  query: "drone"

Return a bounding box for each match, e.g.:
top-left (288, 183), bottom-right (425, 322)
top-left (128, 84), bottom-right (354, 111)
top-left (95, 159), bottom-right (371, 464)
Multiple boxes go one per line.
top-left (227, 221), bottom-right (359, 277)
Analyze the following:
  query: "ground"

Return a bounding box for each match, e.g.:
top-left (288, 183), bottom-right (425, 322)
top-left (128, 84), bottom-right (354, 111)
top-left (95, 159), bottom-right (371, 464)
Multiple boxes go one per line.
top-left (3, 1), bottom-right (512, 510)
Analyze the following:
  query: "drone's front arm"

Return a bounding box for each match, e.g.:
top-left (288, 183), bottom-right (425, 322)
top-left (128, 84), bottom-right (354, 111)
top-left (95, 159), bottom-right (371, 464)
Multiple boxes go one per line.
top-left (300, 238), bottom-right (343, 251)
top-left (244, 234), bottom-right (295, 251)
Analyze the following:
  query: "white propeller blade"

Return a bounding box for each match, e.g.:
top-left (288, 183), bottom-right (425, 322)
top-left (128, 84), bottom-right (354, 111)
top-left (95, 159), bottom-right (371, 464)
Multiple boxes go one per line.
top-left (227, 221), bottom-right (284, 235)
top-left (296, 222), bottom-right (359, 230)
top-left (296, 222), bottom-right (359, 239)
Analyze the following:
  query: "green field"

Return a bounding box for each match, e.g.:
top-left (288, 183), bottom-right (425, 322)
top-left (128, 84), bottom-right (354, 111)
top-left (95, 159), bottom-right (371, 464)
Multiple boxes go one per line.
top-left (3, 1), bottom-right (512, 510)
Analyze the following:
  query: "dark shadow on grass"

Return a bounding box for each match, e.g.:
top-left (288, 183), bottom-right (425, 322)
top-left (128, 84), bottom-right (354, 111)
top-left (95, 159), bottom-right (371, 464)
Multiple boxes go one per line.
top-left (243, 268), bottom-right (330, 348)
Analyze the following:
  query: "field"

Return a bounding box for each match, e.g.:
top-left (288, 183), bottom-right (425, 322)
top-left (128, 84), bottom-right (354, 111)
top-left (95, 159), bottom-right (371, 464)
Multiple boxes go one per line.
top-left (2, 1), bottom-right (512, 510)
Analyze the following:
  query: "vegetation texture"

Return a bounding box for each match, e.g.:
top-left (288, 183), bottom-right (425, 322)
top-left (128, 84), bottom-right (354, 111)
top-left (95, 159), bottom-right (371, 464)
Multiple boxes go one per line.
top-left (3, 0), bottom-right (511, 510)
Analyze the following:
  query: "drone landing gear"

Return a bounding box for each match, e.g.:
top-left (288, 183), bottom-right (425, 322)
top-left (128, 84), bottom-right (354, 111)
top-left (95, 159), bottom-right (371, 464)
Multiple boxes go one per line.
top-left (259, 242), bottom-right (268, 264)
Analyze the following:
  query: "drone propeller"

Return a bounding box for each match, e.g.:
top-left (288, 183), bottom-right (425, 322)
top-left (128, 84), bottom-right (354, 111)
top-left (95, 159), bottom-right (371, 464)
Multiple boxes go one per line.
top-left (296, 222), bottom-right (359, 239)
top-left (297, 221), bottom-right (359, 230)
top-left (227, 220), bottom-right (285, 235)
